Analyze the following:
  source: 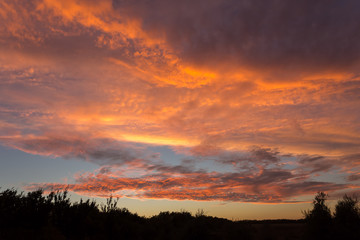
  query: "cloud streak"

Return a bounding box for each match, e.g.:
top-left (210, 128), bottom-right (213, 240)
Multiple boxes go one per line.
top-left (26, 159), bottom-right (348, 202)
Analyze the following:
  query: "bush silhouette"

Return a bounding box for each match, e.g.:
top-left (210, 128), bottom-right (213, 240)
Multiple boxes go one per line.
top-left (333, 195), bottom-right (360, 239)
top-left (334, 194), bottom-right (360, 223)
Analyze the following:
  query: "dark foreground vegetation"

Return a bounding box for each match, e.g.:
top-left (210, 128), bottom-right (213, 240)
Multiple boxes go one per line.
top-left (0, 189), bottom-right (359, 240)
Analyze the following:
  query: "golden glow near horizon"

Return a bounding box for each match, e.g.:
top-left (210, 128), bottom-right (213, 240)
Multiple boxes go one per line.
top-left (1, 0), bottom-right (360, 219)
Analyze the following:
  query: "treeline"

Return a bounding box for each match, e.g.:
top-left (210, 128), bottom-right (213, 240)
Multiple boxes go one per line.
top-left (0, 188), bottom-right (253, 240)
top-left (0, 188), bottom-right (359, 240)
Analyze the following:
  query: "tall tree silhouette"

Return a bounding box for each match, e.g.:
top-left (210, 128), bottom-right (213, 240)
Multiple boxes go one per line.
top-left (303, 192), bottom-right (332, 240)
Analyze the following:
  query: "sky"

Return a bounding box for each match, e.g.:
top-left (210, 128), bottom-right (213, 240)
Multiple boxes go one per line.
top-left (1, 0), bottom-right (360, 220)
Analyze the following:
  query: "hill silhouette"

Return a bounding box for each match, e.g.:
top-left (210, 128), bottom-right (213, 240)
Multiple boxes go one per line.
top-left (0, 188), bottom-right (359, 239)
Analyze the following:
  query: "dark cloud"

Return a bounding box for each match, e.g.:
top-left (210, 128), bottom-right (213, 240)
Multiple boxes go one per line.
top-left (251, 169), bottom-right (293, 184)
top-left (299, 155), bottom-right (333, 173)
top-left (114, 0), bottom-right (360, 74)
top-left (209, 146), bottom-right (281, 171)
top-left (297, 153), bottom-right (360, 174)
top-left (146, 164), bottom-right (206, 175)
top-left (280, 181), bottom-right (347, 197)
top-left (340, 153), bottom-right (360, 165)
top-left (142, 189), bottom-right (281, 202)
top-left (251, 146), bottom-right (280, 163)
top-left (0, 136), bottom-right (148, 165)
top-left (347, 174), bottom-right (360, 181)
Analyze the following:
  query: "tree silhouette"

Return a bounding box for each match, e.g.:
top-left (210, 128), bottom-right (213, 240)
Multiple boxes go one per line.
top-left (333, 195), bottom-right (360, 239)
top-left (303, 192), bottom-right (332, 240)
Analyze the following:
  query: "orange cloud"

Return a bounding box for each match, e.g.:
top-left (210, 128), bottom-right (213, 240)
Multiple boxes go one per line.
top-left (25, 161), bottom-right (348, 203)
top-left (1, 0), bottom-right (360, 205)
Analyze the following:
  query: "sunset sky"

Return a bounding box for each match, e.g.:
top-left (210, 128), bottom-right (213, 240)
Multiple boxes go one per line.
top-left (1, 0), bottom-right (360, 220)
